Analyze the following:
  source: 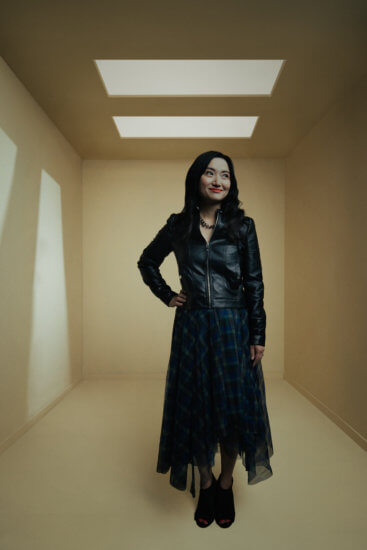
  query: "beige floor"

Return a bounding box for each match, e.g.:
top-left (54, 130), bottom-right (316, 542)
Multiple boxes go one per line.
top-left (0, 376), bottom-right (366, 550)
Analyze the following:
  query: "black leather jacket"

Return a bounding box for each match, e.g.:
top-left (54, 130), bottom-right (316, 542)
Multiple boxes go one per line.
top-left (137, 206), bottom-right (266, 346)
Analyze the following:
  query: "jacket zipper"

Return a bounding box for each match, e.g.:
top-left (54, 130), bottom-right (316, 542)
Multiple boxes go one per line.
top-left (206, 242), bottom-right (210, 306)
top-left (206, 212), bottom-right (219, 307)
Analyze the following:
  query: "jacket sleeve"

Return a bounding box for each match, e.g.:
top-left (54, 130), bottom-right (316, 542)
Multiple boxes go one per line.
top-left (137, 214), bottom-right (178, 307)
top-left (242, 217), bottom-right (266, 346)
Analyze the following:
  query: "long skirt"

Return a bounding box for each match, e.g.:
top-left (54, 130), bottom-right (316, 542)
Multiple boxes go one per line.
top-left (156, 307), bottom-right (274, 498)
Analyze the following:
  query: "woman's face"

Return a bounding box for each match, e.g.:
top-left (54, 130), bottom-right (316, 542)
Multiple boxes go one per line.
top-left (199, 157), bottom-right (231, 205)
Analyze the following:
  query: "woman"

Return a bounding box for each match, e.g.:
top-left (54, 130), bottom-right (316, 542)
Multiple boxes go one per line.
top-left (137, 151), bottom-right (274, 528)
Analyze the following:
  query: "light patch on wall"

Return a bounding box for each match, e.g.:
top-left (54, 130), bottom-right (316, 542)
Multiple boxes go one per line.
top-left (113, 116), bottom-right (258, 138)
top-left (28, 170), bottom-right (70, 416)
top-left (0, 129), bottom-right (17, 245)
top-left (94, 59), bottom-right (285, 96)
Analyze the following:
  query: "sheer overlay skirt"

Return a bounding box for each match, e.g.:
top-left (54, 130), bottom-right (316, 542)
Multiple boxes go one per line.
top-left (156, 307), bottom-right (274, 498)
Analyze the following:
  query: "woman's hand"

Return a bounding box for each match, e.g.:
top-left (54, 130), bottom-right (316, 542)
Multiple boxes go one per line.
top-left (250, 344), bottom-right (265, 367)
top-left (168, 290), bottom-right (187, 307)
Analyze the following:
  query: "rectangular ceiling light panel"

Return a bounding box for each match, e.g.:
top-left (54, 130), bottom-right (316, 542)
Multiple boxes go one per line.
top-left (95, 59), bottom-right (284, 96)
top-left (113, 116), bottom-right (258, 138)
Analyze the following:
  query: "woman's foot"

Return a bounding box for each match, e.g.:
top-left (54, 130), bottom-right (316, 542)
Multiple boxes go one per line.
top-left (194, 472), bottom-right (217, 528)
top-left (214, 472), bottom-right (235, 528)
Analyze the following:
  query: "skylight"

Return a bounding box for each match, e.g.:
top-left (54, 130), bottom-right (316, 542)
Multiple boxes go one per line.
top-left (112, 116), bottom-right (258, 138)
top-left (95, 59), bottom-right (284, 96)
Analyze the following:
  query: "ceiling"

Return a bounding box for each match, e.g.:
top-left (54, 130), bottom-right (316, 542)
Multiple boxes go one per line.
top-left (0, 0), bottom-right (366, 159)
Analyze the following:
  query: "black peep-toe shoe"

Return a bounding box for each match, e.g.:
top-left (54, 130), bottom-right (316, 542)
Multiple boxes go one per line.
top-left (214, 473), bottom-right (235, 528)
top-left (194, 472), bottom-right (217, 528)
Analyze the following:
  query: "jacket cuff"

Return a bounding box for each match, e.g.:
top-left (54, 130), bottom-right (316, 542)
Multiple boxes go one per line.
top-left (249, 333), bottom-right (266, 346)
top-left (161, 290), bottom-right (178, 307)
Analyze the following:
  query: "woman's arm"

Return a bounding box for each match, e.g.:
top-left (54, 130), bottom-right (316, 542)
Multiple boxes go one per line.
top-left (242, 217), bottom-right (266, 346)
top-left (137, 214), bottom-right (178, 306)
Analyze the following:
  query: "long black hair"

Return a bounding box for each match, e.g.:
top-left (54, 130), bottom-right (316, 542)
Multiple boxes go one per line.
top-left (172, 150), bottom-right (246, 243)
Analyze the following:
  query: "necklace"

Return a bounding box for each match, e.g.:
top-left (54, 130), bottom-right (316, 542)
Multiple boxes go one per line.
top-left (199, 216), bottom-right (215, 229)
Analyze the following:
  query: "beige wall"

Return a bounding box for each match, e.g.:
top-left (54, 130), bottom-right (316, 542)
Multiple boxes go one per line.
top-left (285, 74), bottom-right (367, 447)
top-left (82, 159), bottom-right (285, 378)
top-left (0, 57), bottom-right (83, 449)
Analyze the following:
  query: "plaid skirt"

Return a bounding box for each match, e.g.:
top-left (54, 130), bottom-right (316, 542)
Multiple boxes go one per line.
top-left (156, 307), bottom-right (274, 498)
